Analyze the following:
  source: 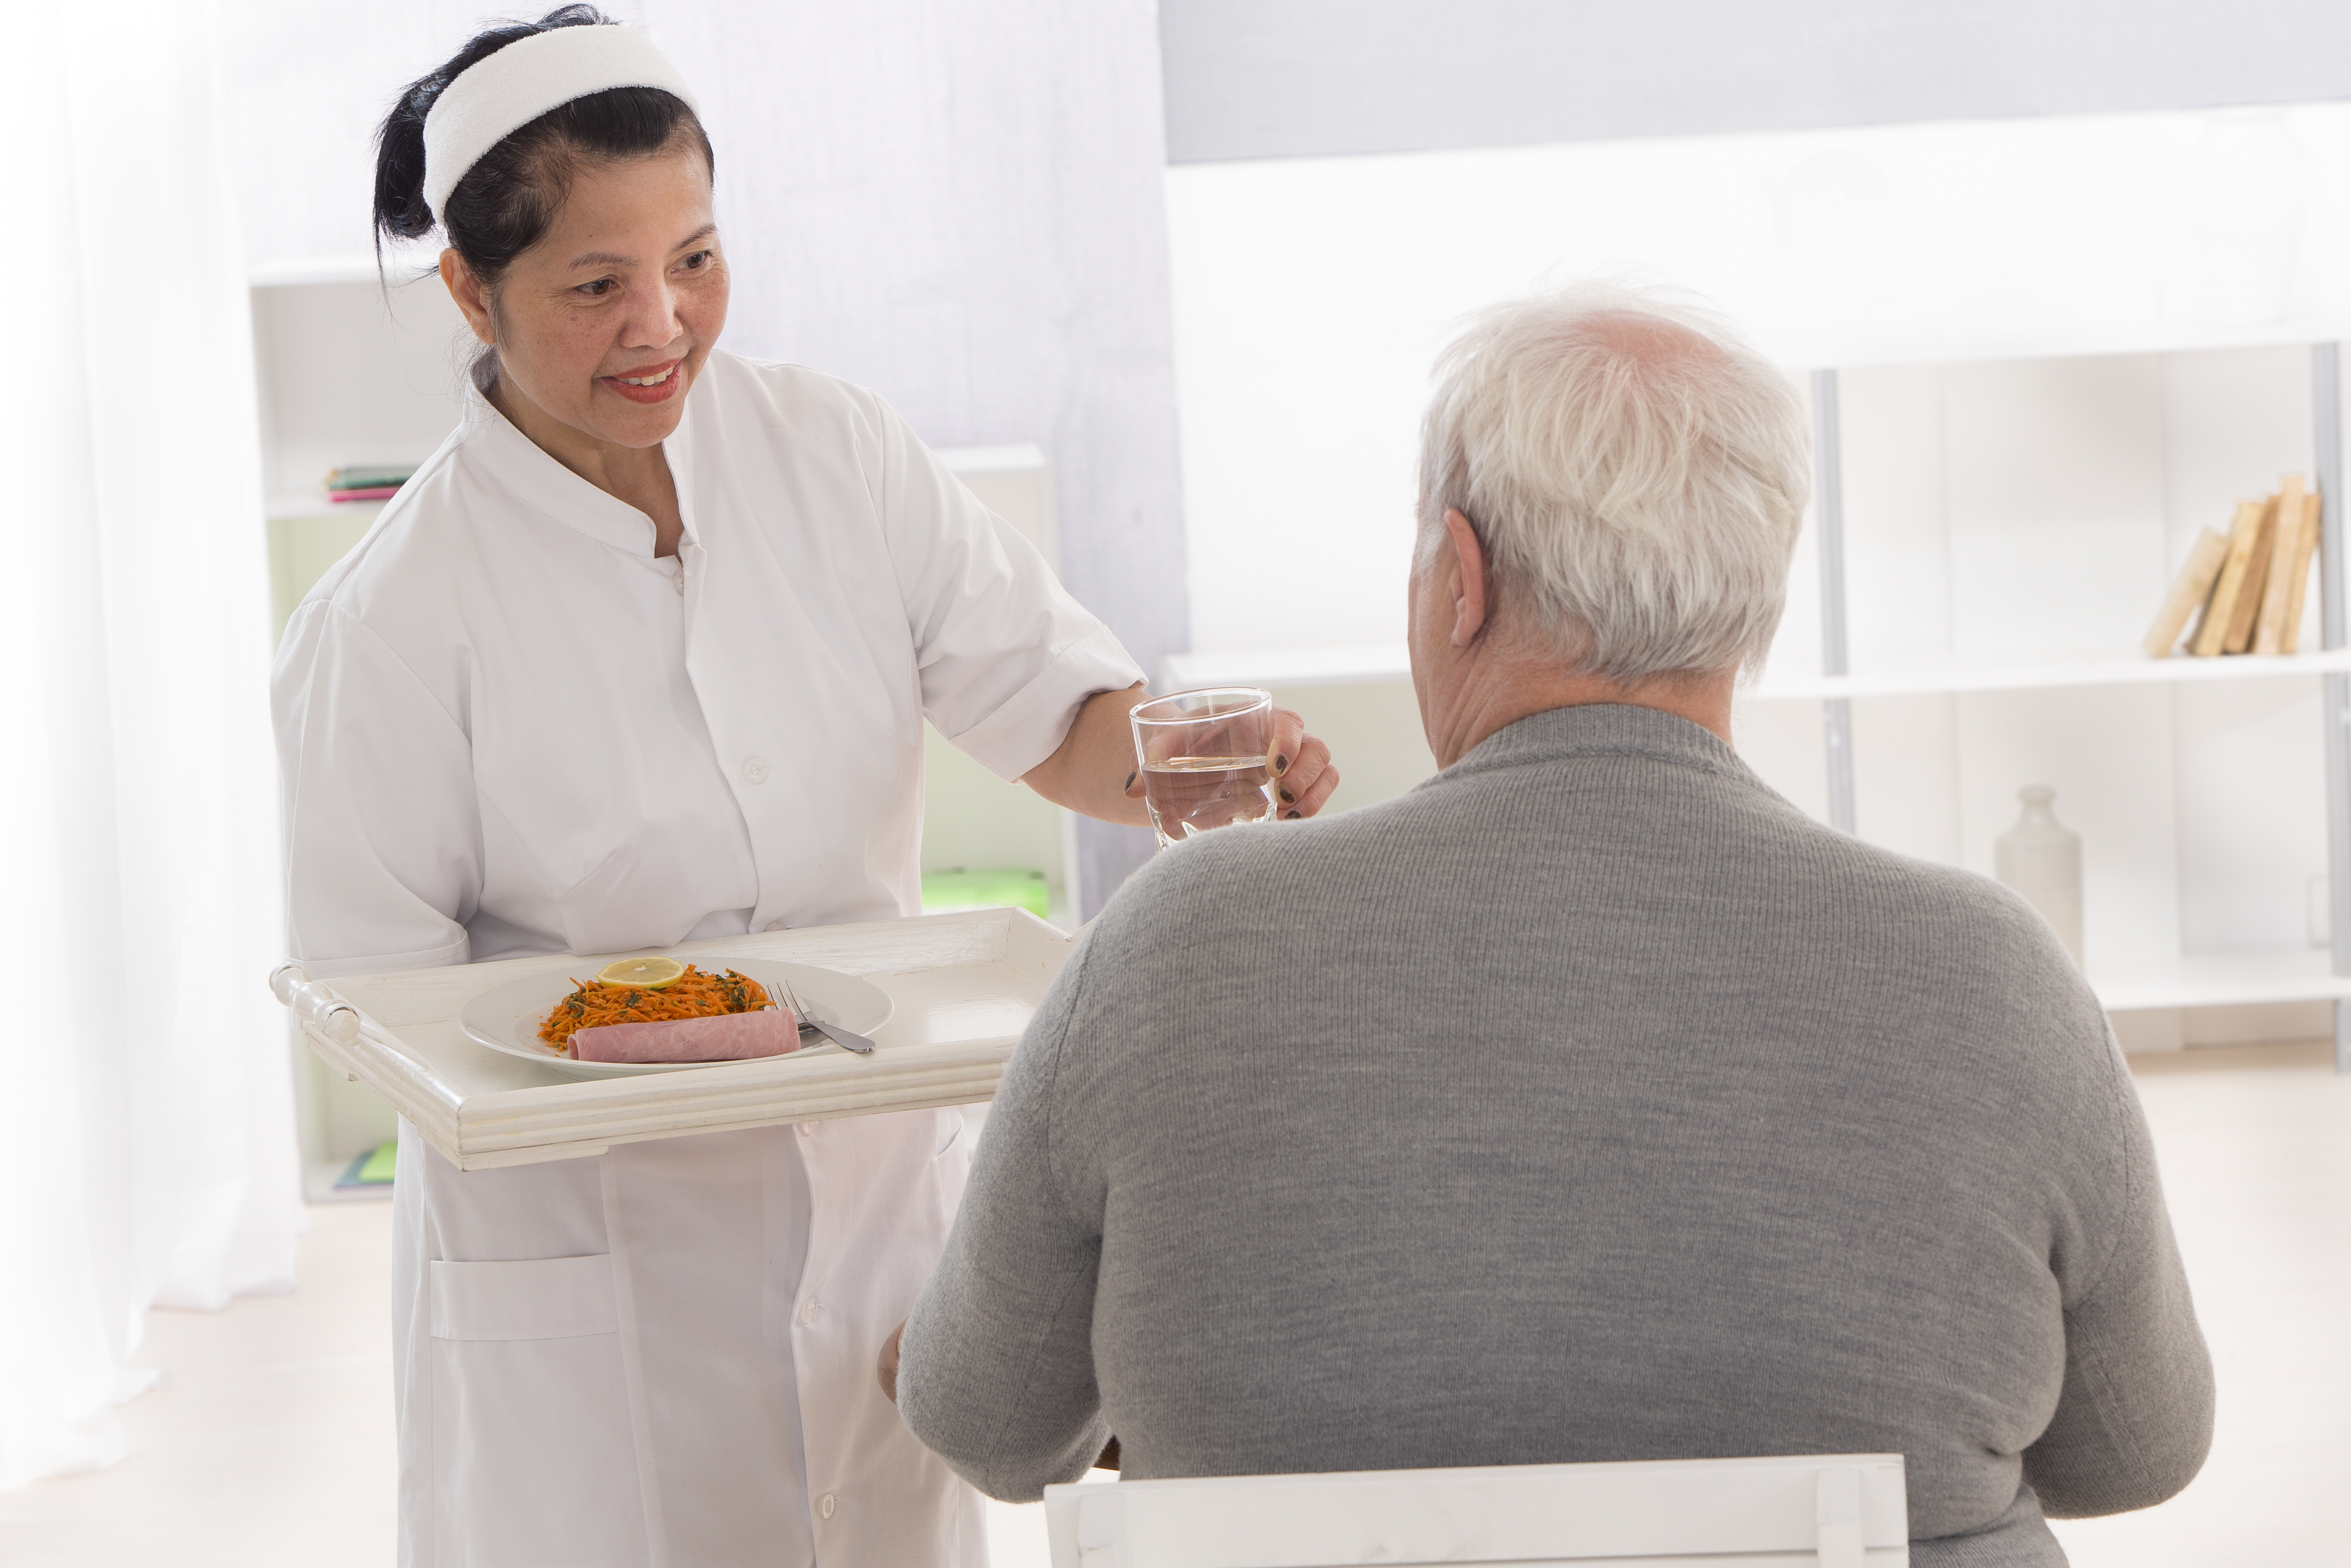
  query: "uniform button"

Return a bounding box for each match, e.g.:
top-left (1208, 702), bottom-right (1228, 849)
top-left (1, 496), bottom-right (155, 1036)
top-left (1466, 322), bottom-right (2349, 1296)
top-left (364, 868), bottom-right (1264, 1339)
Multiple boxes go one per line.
top-left (797, 1122), bottom-right (817, 1137)
top-left (672, 570), bottom-right (685, 595)
top-left (764, 920), bottom-right (787, 932)
top-left (799, 1297), bottom-right (820, 1324)
top-left (818, 1493), bottom-right (837, 1520)
top-left (742, 757), bottom-right (770, 784)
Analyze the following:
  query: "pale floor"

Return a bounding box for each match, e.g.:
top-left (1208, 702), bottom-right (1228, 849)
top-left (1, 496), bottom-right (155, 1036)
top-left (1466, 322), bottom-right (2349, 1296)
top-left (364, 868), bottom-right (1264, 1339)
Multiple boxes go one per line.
top-left (2, 1042), bottom-right (2345, 1567)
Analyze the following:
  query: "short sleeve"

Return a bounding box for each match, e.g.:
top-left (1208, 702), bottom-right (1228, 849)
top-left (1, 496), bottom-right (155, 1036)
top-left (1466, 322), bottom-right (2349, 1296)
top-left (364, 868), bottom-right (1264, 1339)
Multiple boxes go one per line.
top-left (272, 601), bottom-right (480, 976)
top-left (868, 400), bottom-right (1145, 781)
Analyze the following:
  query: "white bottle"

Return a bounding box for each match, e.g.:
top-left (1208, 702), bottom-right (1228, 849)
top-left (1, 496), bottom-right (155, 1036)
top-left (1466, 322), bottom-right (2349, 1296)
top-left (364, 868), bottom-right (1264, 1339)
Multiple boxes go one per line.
top-left (1996, 786), bottom-right (2084, 967)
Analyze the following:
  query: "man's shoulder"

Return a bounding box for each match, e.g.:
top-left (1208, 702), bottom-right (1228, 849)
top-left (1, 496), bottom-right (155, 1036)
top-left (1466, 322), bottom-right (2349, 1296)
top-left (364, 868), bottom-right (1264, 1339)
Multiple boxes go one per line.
top-left (1774, 801), bottom-right (2041, 919)
top-left (1112, 786), bottom-right (1431, 898)
top-left (1102, 752), bottom-right (2063, 978)
top-left (1082, 784), bottom-right (1485, 971)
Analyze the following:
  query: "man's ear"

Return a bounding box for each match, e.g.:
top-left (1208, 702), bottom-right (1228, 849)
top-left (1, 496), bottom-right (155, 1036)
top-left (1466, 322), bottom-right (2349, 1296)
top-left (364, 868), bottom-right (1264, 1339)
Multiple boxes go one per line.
top-left (439, 248), bottom-right (497, 347)
top-left (1442, 508), bottom-right (1492, 647)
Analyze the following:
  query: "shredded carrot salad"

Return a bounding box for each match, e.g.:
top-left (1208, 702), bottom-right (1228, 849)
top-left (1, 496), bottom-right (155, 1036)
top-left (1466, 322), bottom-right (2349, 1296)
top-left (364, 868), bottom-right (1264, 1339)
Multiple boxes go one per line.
top-left (538, 966), bottom-right (774, 1054)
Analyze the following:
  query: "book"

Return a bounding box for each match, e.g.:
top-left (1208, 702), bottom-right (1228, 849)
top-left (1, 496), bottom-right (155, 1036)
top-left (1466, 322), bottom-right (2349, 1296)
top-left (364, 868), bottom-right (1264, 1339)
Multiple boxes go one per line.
top-left (2280, 489), bottom-right (2324, 655)
top-left (2144, 529), bottom-right (2230, 657)
top-left (333, 1138), bottom-right (397, 1189)
top-left (2193, 498), bottom-right (2272, 656)
top-left (2220, 494), bottom-right (2280, 653)
top-left (2253, 474), bottom-right (2310, 654)
top-left (325, 465), bottom-right (415, 492)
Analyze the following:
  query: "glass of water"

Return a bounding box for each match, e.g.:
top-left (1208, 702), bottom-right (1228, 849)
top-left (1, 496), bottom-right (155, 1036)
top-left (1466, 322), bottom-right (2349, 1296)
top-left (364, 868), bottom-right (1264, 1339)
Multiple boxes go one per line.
top-left (1129, 687), bottom-right (1281, 850)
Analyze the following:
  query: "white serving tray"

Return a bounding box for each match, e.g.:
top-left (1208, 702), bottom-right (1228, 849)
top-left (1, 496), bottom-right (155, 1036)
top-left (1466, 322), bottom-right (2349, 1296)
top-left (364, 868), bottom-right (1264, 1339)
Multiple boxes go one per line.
top-left (281, 907), bottom-right (1075, 1172)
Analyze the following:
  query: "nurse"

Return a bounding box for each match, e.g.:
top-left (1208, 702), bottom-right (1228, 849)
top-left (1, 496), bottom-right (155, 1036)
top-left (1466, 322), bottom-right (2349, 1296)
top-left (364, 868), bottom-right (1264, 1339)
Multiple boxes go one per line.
top-left (272, 10), bottom-right (1337, 1566)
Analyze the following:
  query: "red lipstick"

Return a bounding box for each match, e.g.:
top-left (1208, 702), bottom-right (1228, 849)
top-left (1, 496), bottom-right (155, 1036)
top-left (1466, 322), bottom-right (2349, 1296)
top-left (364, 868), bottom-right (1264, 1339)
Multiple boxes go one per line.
top-left (602, 359), bottom-right (684, 404)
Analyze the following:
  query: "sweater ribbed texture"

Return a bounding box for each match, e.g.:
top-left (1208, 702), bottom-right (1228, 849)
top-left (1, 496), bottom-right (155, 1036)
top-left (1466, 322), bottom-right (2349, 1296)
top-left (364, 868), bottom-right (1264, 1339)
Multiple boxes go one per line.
top-left (900, 703), bottom-right (2213, 1566)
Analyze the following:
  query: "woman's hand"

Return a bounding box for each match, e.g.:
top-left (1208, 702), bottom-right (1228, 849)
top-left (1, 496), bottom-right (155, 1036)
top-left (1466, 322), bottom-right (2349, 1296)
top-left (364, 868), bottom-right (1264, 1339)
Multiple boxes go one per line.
top-left (1024, 687), bottom-right (1341, 826)
top-left (1117, 705), bottom-right (1337, 822)
top-left (1266, 707), bottom-right (1339, 821)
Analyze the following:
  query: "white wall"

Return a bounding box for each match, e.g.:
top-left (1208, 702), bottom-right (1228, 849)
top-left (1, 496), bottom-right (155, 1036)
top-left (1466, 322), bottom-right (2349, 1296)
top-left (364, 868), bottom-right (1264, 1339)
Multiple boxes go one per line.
top-left (225, 0), bottom-right (1186, 909)
top-left (1160, 0), bottom-right (2351, 163)
top-left (1167, 105), bottom-right (2351, 658)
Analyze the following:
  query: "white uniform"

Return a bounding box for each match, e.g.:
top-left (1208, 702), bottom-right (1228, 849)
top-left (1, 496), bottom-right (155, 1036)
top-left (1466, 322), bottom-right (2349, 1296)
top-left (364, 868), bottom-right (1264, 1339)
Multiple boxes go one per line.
top-left (273, 350), bottom-right (1143, 1567)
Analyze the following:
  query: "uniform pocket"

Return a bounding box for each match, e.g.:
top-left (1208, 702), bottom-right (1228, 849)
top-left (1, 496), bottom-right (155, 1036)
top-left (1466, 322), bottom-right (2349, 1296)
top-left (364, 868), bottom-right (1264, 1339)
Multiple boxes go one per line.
top-left (429, 1255), bottom-right (650, 1568)
top-left (432, 1255), bottom-right (619, 1341)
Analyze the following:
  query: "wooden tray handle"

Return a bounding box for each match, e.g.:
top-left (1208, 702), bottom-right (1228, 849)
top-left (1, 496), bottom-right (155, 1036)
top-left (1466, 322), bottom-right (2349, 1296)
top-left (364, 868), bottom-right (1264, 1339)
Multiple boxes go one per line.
top-left (269, 963), bottom-right (362, 1045)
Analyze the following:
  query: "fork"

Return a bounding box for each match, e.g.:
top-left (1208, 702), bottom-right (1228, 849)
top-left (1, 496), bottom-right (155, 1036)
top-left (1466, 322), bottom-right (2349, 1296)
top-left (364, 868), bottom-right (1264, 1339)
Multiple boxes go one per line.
top-left (775, 974), bottom-right (877, 1056)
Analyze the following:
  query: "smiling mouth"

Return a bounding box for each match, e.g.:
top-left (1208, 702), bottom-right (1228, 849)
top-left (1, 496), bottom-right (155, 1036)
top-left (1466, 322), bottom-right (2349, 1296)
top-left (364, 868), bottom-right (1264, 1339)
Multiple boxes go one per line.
top-left (603, 360), bottom-right (684, 403)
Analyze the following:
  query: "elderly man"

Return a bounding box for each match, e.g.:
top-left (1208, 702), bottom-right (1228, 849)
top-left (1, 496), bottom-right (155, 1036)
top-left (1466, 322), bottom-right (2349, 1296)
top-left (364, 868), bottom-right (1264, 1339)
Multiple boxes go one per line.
top-left (892, 287), bottom-right (2212, 1565)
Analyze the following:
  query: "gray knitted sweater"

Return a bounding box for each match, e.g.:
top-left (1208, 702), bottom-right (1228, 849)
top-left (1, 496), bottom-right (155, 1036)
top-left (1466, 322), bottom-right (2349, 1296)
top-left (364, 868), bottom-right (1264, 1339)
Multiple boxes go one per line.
top-left (899, 704), bottom-right (2212, 1565)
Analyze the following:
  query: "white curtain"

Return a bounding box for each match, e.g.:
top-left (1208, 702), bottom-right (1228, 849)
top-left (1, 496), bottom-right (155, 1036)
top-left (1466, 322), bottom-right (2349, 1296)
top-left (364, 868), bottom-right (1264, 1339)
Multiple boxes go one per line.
top-left (0, 0), bottom-right (301, 1489)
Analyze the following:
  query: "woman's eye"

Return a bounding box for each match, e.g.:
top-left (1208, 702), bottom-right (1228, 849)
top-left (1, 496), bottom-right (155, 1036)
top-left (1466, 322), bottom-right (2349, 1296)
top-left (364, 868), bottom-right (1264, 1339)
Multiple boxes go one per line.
top-left (578, 277), bottom-right (618, 297)
top-left (678, 250), bottom-right (714, 272)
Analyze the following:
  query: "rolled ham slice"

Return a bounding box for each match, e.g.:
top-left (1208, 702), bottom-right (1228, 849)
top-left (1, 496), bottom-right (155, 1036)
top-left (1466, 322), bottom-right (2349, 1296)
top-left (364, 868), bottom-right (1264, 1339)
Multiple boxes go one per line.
top-left (568, 1007), bottom-right (801, 1063)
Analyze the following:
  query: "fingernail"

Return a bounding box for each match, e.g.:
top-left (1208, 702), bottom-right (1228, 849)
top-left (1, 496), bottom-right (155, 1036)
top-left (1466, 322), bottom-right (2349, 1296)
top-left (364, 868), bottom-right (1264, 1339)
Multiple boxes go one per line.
top-left (1124, 771), bottom-right (1136, 790)
top-left (1285, 809), bottom-right (1302, 820)
top-left (1276, 754), bottom-right (1289, 775)
top-left (1279, 786), bottom-right (1295, 804)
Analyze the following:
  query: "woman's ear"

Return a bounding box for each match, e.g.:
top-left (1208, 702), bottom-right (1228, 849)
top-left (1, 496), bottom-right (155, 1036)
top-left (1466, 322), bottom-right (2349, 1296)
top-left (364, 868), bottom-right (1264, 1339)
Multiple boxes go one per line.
top-left (439, 248), bottom-right (497, 346)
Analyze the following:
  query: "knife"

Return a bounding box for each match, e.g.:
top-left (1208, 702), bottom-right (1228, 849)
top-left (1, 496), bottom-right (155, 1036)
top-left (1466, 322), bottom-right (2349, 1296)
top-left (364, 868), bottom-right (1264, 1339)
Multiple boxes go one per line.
top-left (800, 1014), bottom-right (878, 1056)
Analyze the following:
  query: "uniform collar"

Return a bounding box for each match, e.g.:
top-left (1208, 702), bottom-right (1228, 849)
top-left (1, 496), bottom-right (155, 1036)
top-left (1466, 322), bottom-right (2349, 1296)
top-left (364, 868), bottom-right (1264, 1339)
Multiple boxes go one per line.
top-left (459, 358), bottom-right (703, 557)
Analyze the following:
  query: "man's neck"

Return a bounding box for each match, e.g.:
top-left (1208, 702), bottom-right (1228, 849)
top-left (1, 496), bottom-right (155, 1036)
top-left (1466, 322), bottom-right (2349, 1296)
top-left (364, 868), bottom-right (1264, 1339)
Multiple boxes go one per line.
top-left (1422, 643), bottom-right (1736, 769)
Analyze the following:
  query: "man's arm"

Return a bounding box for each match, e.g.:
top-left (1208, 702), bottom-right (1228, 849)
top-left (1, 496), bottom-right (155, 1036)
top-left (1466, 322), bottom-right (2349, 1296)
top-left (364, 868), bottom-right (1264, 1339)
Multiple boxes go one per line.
top-left (895, 945), bottom-right (1113, 1500)
top-left (2023, 1065), bottom-right (2214, 1516)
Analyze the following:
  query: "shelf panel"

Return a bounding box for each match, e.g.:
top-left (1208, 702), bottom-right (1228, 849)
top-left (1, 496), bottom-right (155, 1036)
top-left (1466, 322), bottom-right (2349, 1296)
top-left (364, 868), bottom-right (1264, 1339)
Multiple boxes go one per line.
top-left (1165, 644), bottom-right (2351, 699)
top-left (1747, 648), bottom-right (2351, 701)
top-left (1163, 642), bottom-right (1411, 690)
top-left (302, 1158), bottom-right (392, 1205)
top-left (251, 254), bottom-right (429, 288)
top-left (268, 494), bottom-right (386, 523)
top-left (2092, 949), bottom-right (2351, 1013)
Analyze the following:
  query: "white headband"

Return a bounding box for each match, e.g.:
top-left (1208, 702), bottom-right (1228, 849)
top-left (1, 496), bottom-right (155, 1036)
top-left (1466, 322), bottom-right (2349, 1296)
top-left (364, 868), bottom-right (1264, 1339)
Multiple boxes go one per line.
top-left (422, 25), bottom-right (700, 224)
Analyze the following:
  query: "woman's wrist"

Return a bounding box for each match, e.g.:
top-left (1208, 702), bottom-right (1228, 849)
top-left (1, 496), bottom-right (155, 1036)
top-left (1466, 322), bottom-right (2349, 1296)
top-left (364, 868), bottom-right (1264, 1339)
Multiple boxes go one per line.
top-left (1023, 684), bottom-right (1153, 824)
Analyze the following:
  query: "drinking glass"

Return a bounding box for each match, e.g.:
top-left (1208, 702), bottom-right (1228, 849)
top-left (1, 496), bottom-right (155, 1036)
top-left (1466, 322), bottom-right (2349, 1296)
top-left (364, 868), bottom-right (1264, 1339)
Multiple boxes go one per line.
top-left (1128, 687), bottom-right (1280, 850)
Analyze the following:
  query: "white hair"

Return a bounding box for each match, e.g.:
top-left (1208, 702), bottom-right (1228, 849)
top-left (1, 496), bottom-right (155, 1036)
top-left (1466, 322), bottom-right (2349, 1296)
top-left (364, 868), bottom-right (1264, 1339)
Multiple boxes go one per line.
top-left (1415, 283), bottom-right (1810, 682)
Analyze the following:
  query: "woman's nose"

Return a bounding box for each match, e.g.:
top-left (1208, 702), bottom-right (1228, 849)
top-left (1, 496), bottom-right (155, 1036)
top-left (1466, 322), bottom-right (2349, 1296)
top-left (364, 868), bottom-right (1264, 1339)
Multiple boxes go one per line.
top-left (621, 279), bottom-right (683, 348)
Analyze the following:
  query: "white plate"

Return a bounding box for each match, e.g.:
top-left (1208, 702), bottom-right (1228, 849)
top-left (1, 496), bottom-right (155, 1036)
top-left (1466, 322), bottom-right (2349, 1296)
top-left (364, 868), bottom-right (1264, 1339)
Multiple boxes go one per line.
top-left (457, 958), bottom-right (894, 1080)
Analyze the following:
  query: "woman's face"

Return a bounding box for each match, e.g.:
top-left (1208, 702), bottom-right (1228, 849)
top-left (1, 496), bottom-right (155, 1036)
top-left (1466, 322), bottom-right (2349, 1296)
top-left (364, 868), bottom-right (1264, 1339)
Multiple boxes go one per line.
top-left (444, 143), bottom-right (729, 451)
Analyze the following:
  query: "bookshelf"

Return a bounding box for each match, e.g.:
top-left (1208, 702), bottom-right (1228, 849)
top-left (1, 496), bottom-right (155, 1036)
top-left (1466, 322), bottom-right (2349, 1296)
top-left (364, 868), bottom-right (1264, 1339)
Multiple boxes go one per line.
top-left (252, 265), bottom-right (1080, 1194)
top-left (1784, 346), bottom-right (2351, 1068)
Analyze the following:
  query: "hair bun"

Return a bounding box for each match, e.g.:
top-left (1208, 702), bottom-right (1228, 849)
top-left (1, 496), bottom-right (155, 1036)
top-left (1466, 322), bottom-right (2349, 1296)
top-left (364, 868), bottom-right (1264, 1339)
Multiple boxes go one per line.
top-left (372, 75), bottom-right (441, 244)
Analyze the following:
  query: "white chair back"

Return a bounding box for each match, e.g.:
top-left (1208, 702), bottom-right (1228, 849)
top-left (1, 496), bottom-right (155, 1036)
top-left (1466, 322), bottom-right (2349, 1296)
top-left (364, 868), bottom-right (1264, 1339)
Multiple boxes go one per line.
top-left (1043, 1452), bottom-right (1908, 1568)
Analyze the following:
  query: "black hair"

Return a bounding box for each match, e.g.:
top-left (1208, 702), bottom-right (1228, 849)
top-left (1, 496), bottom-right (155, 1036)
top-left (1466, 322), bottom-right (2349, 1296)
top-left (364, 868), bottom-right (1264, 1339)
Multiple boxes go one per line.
top-left (372, 6), bottom-right (714, 287)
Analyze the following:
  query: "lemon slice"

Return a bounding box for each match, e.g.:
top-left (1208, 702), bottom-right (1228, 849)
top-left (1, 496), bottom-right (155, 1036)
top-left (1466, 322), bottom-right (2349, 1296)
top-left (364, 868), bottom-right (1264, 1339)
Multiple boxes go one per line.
top-left (594, 956), bottom-right (687, 989)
